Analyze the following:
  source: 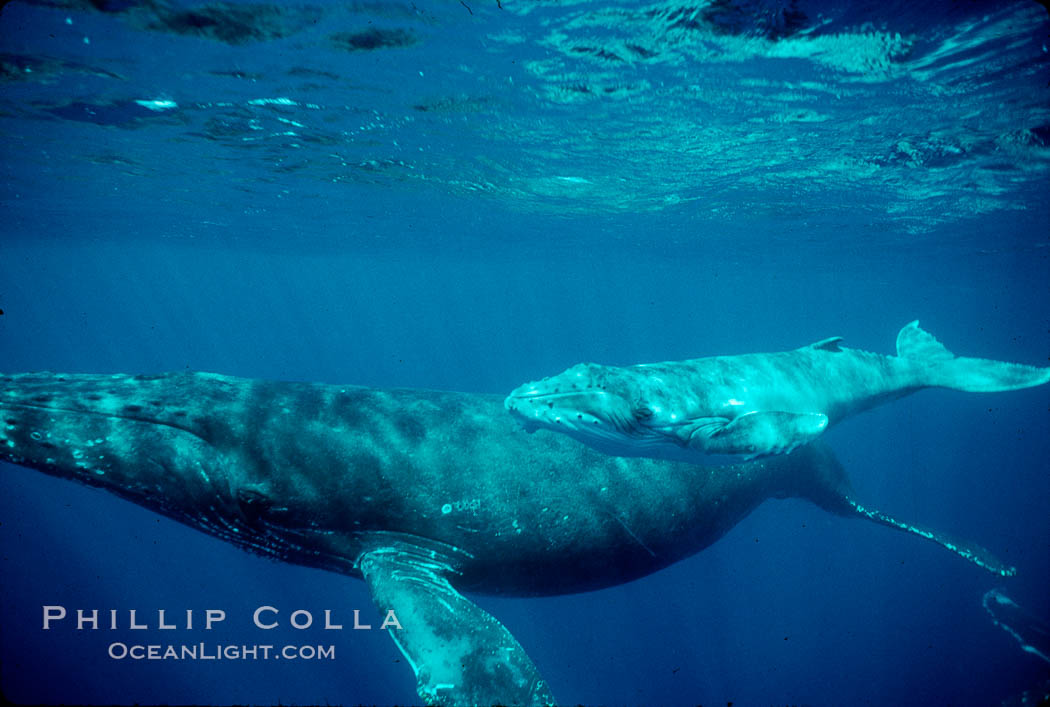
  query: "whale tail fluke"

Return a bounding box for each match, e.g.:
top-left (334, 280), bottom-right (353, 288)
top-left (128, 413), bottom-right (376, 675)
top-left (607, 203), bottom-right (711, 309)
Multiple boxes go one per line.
top-left (896, 320), bottom-right (1050, 392)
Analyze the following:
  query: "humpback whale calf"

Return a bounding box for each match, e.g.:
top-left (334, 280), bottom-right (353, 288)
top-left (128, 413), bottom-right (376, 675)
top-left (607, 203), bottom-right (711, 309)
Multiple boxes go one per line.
top-left (506, 321), bottom-right (1050, 461)
top-left (0, 371), bottom-right (1016, 705)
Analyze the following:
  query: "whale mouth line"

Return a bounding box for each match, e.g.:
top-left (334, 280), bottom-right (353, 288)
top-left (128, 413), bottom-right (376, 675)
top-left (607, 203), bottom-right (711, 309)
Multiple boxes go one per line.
top-left (506, 390), bottom-right (611, 403)
top-left (0, 401), bottom-right (210, 446)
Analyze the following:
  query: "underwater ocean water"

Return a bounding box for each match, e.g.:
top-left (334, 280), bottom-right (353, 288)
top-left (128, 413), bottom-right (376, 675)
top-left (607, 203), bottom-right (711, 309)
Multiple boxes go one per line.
top-left (1, 0), bottom-right (1049, 705)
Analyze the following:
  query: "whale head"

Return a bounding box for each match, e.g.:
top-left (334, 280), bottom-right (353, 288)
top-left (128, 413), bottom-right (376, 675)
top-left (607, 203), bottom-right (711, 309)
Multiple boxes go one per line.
top-left (504, 362), bottom-right (666, 455)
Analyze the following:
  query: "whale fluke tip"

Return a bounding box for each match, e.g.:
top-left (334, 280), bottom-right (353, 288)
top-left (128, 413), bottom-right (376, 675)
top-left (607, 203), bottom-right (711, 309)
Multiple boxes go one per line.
top-left (898, 321), bottom-right (1050, 393)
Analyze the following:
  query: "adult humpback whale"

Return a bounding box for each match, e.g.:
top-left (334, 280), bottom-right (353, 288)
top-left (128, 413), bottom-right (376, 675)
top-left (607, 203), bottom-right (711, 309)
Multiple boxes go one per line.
top-left (506, 321), bottom-right (1050, 461)
top-left (0, 371), bottom-right (1015, 705)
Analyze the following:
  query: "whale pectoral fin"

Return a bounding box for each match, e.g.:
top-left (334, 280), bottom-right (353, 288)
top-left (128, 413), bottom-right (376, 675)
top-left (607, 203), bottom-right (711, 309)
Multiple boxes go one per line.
top-left (843, 497), bottom-right (1016, 578)
top-left (685, 411), bottom-right (829, 457)
top-left (357, 539), bottom-right (556, 707)
top-left (671, 416), bottom-right (731, 444)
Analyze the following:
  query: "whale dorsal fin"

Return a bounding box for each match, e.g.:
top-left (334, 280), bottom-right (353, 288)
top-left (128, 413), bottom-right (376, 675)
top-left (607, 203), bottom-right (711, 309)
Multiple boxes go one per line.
top-left (356, 535), bottom-right (556, 707)
top-left (806, 336), bottom-right (844, 352)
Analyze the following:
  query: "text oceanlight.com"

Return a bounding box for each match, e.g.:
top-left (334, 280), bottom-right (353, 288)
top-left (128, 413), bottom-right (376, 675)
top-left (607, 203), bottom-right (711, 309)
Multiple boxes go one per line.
top-left (108, 643), bottom-right (335, 661)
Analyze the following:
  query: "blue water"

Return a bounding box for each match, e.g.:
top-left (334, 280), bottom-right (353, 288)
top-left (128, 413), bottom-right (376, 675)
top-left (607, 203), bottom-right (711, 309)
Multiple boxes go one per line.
top-left (1, 0), bottom-right (1048, 705)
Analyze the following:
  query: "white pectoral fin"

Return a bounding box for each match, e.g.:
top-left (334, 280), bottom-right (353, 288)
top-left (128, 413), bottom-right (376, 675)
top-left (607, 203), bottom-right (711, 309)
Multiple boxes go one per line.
top-left (683, 411), bottom-right (829, 457)
top-left (672, 416), bottom-right (731, 444)
top-left (357, 536), bottom-right (556, 707)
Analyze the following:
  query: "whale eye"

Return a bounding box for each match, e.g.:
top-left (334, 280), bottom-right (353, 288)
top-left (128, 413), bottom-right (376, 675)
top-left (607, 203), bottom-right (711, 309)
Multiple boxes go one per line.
top-left (633, 405), bottom-right (654, 420)
top-left (237, 487), bottom-right (274, 523)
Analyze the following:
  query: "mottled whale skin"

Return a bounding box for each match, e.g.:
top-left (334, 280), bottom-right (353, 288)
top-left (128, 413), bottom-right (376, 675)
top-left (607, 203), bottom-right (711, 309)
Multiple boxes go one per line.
top-left (506, 321), bottom-right (1050, 461)
top-left (0, 371), bottom-right (1014, 706)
